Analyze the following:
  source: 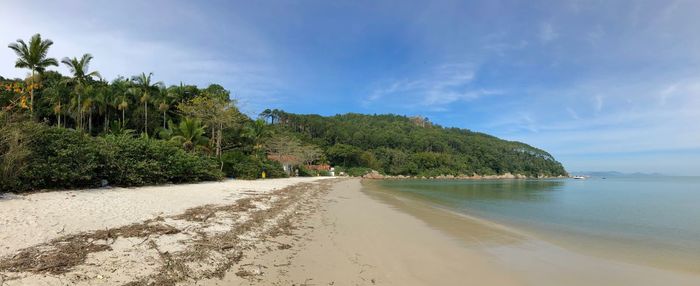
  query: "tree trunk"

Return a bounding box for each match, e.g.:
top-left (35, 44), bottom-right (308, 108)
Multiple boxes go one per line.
top-left (163, 111), bottom-right (166, 129)
top-left (30, 70), bottom-right (35, 115)
top-left (217, 123), bottom-right (222, 157)
top-left (78, 93), bottom-right (82, 130)
top-left (122, 109), bottom-right (125, 128)
top-left (104, 110), bottom-right (109, 132)
top-left (144, 102), bottom-right (148, 134)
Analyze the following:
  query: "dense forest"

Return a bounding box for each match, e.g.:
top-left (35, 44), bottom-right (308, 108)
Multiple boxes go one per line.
top-left (0, 34), bottom-right (290, 192)
top-left (1, 33), bottom-right (566, 193)
top-left (263, 110), bottom-right (568, 177)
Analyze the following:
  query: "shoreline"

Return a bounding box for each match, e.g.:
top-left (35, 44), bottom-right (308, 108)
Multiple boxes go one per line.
top-left (205, 178), bottom-right (520, 285)
top-left (2, 177), bottom-right (698, 285)
top-left (360, 171), bottom-right (568, 180)
top-left (362, 179), bottom-right (700, 286)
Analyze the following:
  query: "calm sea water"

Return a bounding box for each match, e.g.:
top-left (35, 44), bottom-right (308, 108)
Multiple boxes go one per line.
top-left (371, 177), bottom-right (700, 273)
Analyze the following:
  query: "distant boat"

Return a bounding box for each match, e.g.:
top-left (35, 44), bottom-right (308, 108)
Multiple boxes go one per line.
top-left (572, 176), bottom-right (587, 180)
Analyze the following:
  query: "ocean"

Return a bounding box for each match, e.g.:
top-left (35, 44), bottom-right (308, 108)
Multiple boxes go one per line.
top-left (365, 177), bottom-right (700, 277)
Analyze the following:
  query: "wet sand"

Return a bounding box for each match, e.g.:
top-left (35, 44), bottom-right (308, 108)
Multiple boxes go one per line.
top-left (3, 178), bottom-right (699, 285)
top-left (363, 180), bottom-right (700, 286)
top-left (207, 178), bottom-right (520, 285)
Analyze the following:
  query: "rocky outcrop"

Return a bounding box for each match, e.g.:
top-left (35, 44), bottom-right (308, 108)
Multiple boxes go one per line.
top-left (362, 170), bottom-right (385, 179)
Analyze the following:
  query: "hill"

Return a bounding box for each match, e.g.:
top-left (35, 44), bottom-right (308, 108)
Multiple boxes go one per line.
top-left (266, 112), bottom-right (567, 177)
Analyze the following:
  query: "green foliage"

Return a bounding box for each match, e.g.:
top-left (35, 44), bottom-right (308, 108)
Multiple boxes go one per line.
top-left (98, 134), bottom-right (222, 186)
top-left (221, 151), bottom-right (287, 180)
top-left (297, 165), bottom-right (317, 177)
top-left (274, 113), bottom-right (567, 177)
top-left (345, 167), bottom-right (373, 177)
top-left (0, 112), bottom-right (41, 190)
top-left (5, 126), bottom-right (222, 192)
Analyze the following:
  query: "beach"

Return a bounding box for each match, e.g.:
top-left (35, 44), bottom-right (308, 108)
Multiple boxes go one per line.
top-left (0, 177), bottom-right (517, 285)
top-left (2, 178), bottom-right (700, 285)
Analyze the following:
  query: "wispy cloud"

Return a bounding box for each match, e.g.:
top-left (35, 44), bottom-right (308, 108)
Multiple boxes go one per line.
top-left (365, 63), bottom-right (500, 110)
top-left (539, 22), bottom-right (558, 43)
top-left (0, 1), bottom-right (287, 116)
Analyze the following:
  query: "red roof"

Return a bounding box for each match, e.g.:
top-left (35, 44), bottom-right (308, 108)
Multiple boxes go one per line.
top-left (306, 164), bottom-right (331, 171)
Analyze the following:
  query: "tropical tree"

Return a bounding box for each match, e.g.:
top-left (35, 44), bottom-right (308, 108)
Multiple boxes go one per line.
top-left (92, 80), bottom-right (113, 132)
top-left (130, 72), bottom-right (162, 135)
top-left (42, 78), bottom-right (70, 127)
top-left (7, 33), bottom-right (58, 114)
top-left (157, 86), bottom-right (175, 129)
top-left (61, 53), bottom-right (101, 130)
top-left (177, 94), bottom-right (243, 157)
top-left (111, 77), bottom-right (131, 128)
top-left (259, 109), bottom-right (272, 124)
top-left (167, 117), bottom-right (209, 152)
top-left (243, 119), bottom-right (271, 157)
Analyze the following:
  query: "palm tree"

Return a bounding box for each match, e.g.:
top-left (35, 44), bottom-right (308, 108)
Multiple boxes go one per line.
top-left (259, 109), bottom-right (272, 124)
top-left (243, 119), bottom-right (272, 157)
top-left (110, 77), bottom-right (131, 128)
top-left (168, 117), bottom-right (209, 152)
top-left (61, 53), bottom-right (100, 130)
top-left (81, 85), bottom-right (96, 133)
top-left (117, 95), bottom-right (129, 128)
top-left (7, 34), bottom-right (58, 114)
top-left (157, 86), bottom-right (175, 130)
top-left (92, 80), bottom-right (112, 132)
top-left (130, 72), bottom-right (162, 135)
top-left (42, 79), bottom-right (69, 127)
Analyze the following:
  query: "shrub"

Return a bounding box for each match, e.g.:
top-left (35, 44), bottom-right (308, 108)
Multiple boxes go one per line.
top-left (298, 165), bottom-right (318, 177)
top-left (0, 112), bottom-right (41, 191)
top-left (6, 126), bottom-right (223, 193)
top-left (100, 135), bottom-right (223, 186)
top-left (221, 151), bottom-right (288, 179)
top-left (345, 167), bottom-right (373, 177)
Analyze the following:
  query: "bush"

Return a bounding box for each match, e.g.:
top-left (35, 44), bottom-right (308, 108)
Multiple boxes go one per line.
top-left (7, 126), bottom-right (223, 193)
top-left (0, 112), bottom-right (41, 191)
top-left (100, 135), bottom-right (223, 186)
top-left (297, 165), bottom-right (316, 177)
top-left (342, 167), bottom-right (373, 177)
top-left (221, 151), bottom-right (288, 179)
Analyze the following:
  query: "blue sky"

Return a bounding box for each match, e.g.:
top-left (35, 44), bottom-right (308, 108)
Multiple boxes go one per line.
top-left (2, 0), bottom-right (700, 175)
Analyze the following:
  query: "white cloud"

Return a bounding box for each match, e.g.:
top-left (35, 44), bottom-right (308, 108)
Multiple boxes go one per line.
top-left (365, 63), bottom-right (499, 110)
top-left (539, 22), bottom-right (558, 43)
top-left (0, 1), bottom-right (286, 116)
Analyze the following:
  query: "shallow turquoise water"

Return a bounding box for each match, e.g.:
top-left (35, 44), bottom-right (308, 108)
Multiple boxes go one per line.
top-left (373, 177), bottom-right (700, 272)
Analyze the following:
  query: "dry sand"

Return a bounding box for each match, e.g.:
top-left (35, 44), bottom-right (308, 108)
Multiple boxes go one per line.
top-left (0, 177), bottom-right (336, 285)
top-left (0, 177), bottom-right (328, 258)
top-left (3, 177), bottom-right (698, 285)
top-left (0, 177), bottom-right (521, 285)
top-left (204, 178), bottom-right (520, 286)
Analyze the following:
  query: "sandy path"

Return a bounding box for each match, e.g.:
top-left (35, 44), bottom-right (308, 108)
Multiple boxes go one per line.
top-left (0, 177), bottom-right (329, 257)
top-left (210, 178), bottom-right (521, 285)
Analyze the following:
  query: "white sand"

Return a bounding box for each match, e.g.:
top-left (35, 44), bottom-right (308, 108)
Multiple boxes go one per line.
top-left (205, 178), bottom-right (520, 286)
top-left (0, 177), bottom-right (330, 257)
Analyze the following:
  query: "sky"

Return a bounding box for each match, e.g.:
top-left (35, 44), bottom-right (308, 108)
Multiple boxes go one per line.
top-left (2, 0), bottom-right (700, 175)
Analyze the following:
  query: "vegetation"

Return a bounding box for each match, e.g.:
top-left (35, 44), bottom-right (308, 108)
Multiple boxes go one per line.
top-left (1, 33), bottom-right (566, 192)
top-left (0, 34), bottom-right (285, 192)
top-left (266, 112), bottom-right (567, 177)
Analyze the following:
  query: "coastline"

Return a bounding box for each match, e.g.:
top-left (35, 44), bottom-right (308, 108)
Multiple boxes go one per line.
top-left (361, 170), bottom-right (568, 180)
top-left (362, 179), bottom-right (700, 286)
top-left (3, 177), bottom-right (698, 285)
top-left (204, 178), bottom-right (520, 285)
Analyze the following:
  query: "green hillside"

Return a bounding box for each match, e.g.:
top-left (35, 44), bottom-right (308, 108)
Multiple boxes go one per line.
top-left (266, 111), bottom-right (567, 177)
